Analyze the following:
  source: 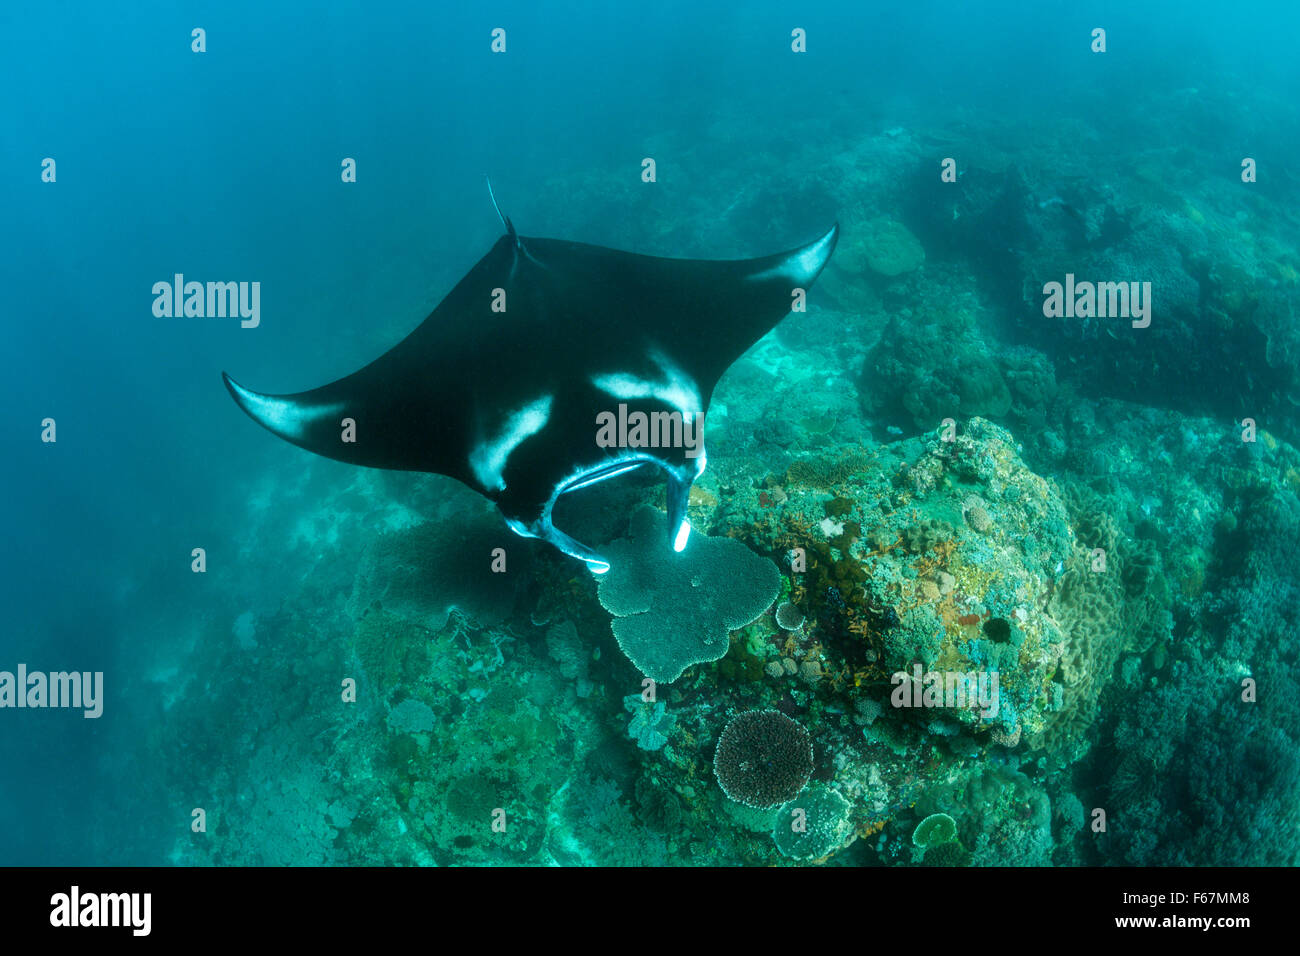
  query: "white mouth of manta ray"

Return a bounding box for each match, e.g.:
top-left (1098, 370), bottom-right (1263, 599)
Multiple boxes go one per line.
top-left (504, 449), bottom-right (707, 574)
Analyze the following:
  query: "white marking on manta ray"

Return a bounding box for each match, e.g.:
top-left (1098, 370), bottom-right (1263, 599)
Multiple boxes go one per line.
top-left (591, 348), bottom-right (702, 424)
top-left (673, 518), bottom-right (692, 552)
top-left (232, 384), bottom-right (344, 441)
top-left (469, 395), bottom-right (554, 492)
top-left (746, 227), bottom-right (837, 284)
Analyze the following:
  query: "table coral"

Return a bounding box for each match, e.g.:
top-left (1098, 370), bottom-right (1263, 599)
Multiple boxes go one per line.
top-left (597, 505), bottom-right (780, 683)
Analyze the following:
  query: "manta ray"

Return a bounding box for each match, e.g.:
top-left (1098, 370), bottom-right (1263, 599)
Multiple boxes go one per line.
top-left (223, 187), bottom-right (837, 572)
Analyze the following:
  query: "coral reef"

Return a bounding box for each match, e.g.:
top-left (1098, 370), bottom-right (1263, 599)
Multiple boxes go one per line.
top-left (833, 216), bottom-right (926, 281)
top-left (859, 297), bottom-right (1013, 431)
top-left (149, 103), bottom-right (1300, 870)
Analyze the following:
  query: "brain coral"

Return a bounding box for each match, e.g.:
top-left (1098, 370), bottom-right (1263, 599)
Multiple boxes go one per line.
top-left (1031, 484), bottom-right (1174, 751)
top-left (1064, 486), bottom-right (1120, 555)
top-left (1035, 549), bottom-right (1122, 752)
top-left (597, 506), bottom-right (780, 683)
top-left (772, 784), bottom-right (855, 861)
top-left (714, 709), bottom-right (814, 809)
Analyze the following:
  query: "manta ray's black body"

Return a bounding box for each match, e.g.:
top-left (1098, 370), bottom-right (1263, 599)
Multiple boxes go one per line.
top-left (223, 198), bottom-right (837, 571)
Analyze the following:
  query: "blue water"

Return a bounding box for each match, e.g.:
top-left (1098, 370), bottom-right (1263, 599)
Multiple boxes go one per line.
top-left (3, 0), bottom-right (1299, 866)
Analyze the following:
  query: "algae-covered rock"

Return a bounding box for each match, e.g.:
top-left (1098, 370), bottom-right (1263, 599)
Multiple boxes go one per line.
top-left (865, 420), bottom-right (1074, 743)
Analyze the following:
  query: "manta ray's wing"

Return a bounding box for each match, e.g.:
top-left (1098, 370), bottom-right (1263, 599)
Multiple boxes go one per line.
top-left (222, 234), bottom-right (523, 488)
top-left (511, 224), bottom-right (840, 410)
top-left (223, 220), bottom-right (838, 568)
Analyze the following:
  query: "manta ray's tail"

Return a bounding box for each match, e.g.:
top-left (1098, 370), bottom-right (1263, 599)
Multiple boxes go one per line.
top-left (485, 176), bottom-right (517, 242)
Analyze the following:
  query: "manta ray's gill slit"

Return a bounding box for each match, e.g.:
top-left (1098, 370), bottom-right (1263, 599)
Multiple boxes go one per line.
top-left (468, 394), bottom-right (554, 492)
